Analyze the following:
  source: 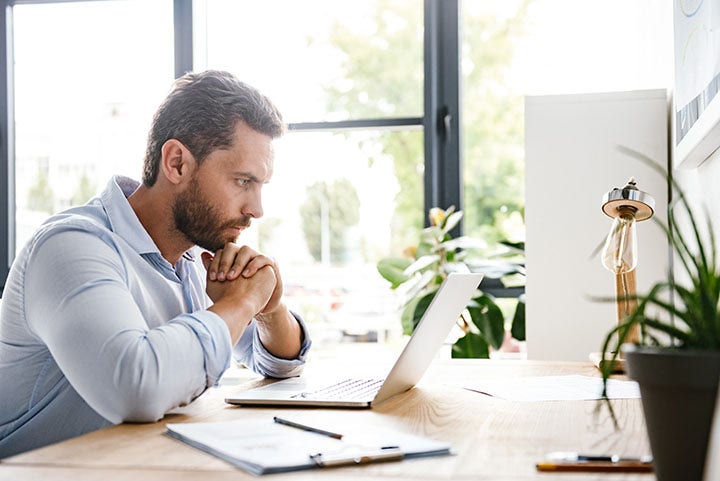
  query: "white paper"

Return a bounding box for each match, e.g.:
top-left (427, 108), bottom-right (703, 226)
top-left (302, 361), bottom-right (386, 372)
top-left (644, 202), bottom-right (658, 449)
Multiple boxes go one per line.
top-left (464, 375), bottom-right (640, 402)
top-left (166, 418), bottom-right (450, 475)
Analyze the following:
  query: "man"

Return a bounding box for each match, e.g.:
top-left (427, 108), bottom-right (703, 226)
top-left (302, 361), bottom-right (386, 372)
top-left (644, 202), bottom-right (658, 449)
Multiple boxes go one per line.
top-left (0, 70), bottom-right (310, 458)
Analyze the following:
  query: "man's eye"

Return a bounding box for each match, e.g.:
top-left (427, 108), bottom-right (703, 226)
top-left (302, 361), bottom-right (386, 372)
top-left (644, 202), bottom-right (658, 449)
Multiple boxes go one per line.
top-left (236, 178), bottom-right (250, 187)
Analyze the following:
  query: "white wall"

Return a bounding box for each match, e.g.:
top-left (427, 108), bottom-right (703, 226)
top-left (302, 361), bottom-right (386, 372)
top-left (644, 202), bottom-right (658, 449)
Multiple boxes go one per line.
top-left (674, 148), bottom-right (720, 277)
top-left (524, 90), bottom-right (669, 361)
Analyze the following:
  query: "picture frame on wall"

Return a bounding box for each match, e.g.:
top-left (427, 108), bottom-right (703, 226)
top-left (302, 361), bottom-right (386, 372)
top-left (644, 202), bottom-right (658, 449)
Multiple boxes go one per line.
top-left (673, 0), bottom-right (720, 169)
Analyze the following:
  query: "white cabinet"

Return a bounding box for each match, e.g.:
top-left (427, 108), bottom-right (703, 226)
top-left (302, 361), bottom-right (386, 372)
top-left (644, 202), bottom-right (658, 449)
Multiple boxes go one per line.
top-left (524, 89), bottom-right (669, 361)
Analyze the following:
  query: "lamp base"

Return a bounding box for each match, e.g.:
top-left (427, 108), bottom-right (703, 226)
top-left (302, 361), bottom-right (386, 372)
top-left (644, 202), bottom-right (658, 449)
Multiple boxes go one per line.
top-left (589, 352), bottom-right (626, 373)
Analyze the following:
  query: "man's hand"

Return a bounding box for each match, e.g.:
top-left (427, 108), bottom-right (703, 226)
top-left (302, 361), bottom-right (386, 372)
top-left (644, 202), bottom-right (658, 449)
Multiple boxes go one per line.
top-left (202, 243), bottom-right (283, 314)
top-left (201, 243), bottom-right (302, 359)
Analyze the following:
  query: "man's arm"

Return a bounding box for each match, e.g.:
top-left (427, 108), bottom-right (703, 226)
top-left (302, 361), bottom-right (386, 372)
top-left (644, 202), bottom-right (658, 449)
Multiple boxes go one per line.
top-left (202, 244), bottom-right (306, 360)
top-left (25, 227), bottom-right (233, 424)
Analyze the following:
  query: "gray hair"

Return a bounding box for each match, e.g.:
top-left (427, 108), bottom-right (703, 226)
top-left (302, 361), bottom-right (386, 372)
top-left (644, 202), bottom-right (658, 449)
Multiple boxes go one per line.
top-left (142, 70), bottom-right (285, 186)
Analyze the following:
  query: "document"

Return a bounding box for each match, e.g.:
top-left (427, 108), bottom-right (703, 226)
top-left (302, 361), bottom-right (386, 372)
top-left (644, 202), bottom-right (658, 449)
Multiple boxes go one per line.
top-left (464, 375), bottom-right (640, 402)
top-left (166, 417), bottom-right (451, 475)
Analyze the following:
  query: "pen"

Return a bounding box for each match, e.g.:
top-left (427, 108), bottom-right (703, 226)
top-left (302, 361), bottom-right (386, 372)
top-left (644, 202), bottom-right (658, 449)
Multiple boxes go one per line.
top-left (537, 452), bottom-right (654, 473)
top-left (273, 416), bottom-right (344, 439)
top-left (536, 461), bottom-right (654, 473)
top-left (545, 451), bottom-right (653, 463)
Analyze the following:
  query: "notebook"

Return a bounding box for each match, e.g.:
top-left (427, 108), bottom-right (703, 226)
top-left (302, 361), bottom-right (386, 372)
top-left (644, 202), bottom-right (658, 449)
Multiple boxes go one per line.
top-left (225, 272), bottom-right (484, 408)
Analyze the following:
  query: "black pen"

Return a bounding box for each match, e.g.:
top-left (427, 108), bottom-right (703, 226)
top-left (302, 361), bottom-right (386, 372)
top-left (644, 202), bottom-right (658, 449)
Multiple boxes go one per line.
top-left (273, 416), bottom-right (344, 439)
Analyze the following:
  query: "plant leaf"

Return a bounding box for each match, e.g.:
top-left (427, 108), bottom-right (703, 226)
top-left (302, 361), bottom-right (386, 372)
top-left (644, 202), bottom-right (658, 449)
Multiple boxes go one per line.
top-left (441, 210), bottom-right (463, 234)
top-left (510, 294), bottom-right (526, 341)
top-left (441, 236), bottom-right (488, 251)
top-left (403, 254), bottom-right (441, 276)
top-left (376, 257), bottom-right (412, 288)
top-left (451, 332), bottom-right (490, 358)
top-left (398, 270), bottom-right (438, 305)
top-left (400, 297), bottom-right (420, 336)
top-left (409, 291), bottom-right (436, 333)
top-left (468, 294), bottom-right (505, 349)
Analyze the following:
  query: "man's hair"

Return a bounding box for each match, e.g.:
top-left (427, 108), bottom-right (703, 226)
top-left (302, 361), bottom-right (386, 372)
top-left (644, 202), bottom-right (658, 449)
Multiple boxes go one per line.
top-left (142, 70), bottom-right (285, 186)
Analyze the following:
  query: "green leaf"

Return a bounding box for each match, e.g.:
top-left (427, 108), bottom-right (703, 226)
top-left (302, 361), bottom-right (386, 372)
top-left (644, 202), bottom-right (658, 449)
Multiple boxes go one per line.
top-left (468, 295), bottom-right (505, 349)
top-left (466, 259), bottom-right (524, 278)
top-left (409, 291), bottom-right (436, 333)
top-left (441, 210), bottom-right (463, 234)
top-left (441, 236), bottom-right (488, 251)
top-left (403, 254), bottom-right (441, 276)
top-left (376, 257), bottom-right (412, 288)
top-left (511, 294), bottom-right (526, 341)
top-left (499, 240), bottom-right (525, 252)
top-left (399, 270), bottom-right (438, 305)
top-left (451, 332), bottom-right (490, 358)
top-left (400, 297), bottom-right (420, 336)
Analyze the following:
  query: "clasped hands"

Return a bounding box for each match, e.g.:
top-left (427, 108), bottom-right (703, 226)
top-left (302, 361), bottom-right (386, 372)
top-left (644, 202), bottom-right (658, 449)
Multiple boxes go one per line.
top-left (201, 243), bottom-right (283, 320)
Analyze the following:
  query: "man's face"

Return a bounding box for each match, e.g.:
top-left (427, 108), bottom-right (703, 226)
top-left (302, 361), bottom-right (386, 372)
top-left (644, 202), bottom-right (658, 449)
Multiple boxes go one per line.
top-left (172, 122), bottom-right (274, 252)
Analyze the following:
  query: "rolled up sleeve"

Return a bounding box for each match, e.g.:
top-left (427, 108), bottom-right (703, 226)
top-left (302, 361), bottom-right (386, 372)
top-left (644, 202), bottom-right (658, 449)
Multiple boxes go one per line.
top-left (25, 228), bottom-right (233, 424)
top-left (232, 312), bottom-right (311, 379)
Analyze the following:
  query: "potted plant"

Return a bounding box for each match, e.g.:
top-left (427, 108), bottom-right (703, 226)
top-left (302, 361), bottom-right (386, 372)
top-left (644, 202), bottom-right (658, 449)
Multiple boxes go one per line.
top-left (599, 146), bottom-right (720, 481)
top-left (377, 206), bottom-right (525, 358)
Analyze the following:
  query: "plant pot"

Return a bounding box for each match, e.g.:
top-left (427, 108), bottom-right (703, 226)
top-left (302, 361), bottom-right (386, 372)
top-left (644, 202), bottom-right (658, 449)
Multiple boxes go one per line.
top-left (622, 344), bottom-right (720, 481)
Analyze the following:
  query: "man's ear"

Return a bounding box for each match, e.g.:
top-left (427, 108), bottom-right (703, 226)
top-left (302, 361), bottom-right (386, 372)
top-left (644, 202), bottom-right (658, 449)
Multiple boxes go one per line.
top-left (160, 139), bottom-right (196, 185)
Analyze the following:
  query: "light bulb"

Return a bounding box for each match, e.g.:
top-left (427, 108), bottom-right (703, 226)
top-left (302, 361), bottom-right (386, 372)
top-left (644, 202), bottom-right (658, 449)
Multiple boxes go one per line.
top-left (601, 207), bottom-right (637, 274)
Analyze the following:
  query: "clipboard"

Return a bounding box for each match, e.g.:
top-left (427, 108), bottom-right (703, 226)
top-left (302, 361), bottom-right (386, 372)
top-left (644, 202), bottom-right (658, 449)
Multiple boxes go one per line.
top-left (165, 417), bottom-right (451, 475)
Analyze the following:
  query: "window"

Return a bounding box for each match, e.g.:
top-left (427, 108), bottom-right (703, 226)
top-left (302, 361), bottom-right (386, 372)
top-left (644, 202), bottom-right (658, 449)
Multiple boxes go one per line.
top-left (195, 0), bottom-right (426, 347)
top-left (461, 0), bottom-right (671, 245)
top-left (0, 0), bottom-right (672, 354)
top-left (9, 0), bottom-right (174, 253)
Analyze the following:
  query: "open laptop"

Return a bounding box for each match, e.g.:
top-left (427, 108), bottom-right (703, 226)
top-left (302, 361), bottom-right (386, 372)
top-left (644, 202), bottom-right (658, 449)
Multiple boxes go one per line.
top-left (225, 272), bottom-right (484, 408)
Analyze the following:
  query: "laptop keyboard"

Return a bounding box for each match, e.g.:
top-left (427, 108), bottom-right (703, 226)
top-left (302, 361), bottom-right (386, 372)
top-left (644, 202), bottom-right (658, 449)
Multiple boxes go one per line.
top-left (291, 378), bottom-right (384, 401)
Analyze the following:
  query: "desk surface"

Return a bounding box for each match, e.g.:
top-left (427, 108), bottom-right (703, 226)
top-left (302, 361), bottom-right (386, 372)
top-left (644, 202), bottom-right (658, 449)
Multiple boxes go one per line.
top-left (0, 355), bottom-right (652, 481)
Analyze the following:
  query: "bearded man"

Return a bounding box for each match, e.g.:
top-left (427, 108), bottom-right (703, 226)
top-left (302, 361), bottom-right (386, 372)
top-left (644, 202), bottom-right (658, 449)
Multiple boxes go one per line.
top-left (0, 70), bottom-right (310, 458)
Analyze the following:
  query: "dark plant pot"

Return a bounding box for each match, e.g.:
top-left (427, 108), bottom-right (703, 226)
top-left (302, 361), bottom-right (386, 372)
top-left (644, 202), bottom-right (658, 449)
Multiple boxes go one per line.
top-left (623, 344), bottom-right (720, 481)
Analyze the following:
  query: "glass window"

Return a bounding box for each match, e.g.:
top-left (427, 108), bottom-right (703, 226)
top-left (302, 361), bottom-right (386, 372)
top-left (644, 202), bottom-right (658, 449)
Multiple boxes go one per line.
top-left (12, 0), bottom-right (174, 251)
top-left (461, 0), bottom-right (672, 246)
top-left (197, 0), bottom-right (424, 123)
top-left (236, 130), bottom-right (423, 350)
top-left (198, 0), bottom-right (425, 351)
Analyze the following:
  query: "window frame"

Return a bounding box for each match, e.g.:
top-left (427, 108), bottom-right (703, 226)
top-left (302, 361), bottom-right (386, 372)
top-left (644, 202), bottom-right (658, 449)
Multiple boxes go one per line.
top-left (0, 0), bottom-right (465, 292)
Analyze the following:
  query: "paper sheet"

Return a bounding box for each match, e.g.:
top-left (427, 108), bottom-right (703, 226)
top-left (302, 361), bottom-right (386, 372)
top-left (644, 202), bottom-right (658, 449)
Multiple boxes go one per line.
top-left (166, 417), bottom-right (451, 475)
top-left (464, 375), bottom-right (640, 402)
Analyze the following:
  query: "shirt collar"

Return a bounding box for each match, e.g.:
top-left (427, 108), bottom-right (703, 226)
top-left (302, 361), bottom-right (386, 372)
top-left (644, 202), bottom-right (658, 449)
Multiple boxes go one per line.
top-left (100, 175), bottom-right (162, 256)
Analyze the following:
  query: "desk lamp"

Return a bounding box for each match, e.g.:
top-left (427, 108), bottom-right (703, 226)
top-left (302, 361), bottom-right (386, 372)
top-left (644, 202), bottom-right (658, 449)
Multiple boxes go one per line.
top-left (591, 178), bottom-right (655, 371)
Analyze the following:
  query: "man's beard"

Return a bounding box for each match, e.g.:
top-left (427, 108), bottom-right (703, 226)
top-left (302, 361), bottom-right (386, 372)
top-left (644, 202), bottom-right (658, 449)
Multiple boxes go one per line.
top-left (172, 175), bottom-right (251, 252)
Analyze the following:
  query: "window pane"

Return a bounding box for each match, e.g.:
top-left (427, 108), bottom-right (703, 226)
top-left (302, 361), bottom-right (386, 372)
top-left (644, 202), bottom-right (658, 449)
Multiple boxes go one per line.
top-left (13, 0), bottom-right (174, 252)
top-left (199, 0), bottom-right (426, 351)
top-left (199, 0), bottom-right (424, 123)
top-left (461, 0), bottom-right (672, 247)
top-left (237, 130), bottom-right (423, 350)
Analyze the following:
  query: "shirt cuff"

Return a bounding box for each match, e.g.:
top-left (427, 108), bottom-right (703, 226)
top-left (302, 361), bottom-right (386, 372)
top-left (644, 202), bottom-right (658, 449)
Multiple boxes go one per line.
top-left (246, 311), bottom-right (312, 379)
top-left (176, 310), bottom-right (233, 387)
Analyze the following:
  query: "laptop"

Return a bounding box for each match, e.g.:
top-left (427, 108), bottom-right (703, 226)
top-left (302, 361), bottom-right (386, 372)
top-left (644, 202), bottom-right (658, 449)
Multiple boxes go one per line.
top-left (225, 272), bottom-right (484, 408)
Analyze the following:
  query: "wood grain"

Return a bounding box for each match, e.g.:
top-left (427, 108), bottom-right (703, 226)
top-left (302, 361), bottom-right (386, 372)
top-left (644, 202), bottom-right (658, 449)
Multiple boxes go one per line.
top-left (0, 359), bottom-right (653, 480)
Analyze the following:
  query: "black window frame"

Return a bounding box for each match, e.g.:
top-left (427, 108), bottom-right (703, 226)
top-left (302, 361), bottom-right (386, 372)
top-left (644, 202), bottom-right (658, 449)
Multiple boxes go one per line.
top-left (0, 0), bottom-right (464, 292)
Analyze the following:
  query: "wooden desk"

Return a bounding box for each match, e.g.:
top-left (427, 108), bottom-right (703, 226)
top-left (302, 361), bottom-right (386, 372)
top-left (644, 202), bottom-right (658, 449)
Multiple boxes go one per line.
top-left (0, 358), bottom-right (652, 481)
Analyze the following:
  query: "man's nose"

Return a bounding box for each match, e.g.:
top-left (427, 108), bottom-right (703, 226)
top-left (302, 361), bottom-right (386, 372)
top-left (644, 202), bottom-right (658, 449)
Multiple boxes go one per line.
top-left (243, 188), bottom-right (263, 219)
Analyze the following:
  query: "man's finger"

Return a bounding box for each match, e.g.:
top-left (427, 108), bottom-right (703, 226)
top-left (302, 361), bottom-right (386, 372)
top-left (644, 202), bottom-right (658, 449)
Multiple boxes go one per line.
top-left (241, 256), bottom-right (275, 278)
top-left (201, 251), bottom-right (214, 271)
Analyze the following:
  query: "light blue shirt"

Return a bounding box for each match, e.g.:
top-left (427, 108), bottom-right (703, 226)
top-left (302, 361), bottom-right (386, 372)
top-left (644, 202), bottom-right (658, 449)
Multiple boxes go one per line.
top-left (0, 176), bottom-right (311, 458)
